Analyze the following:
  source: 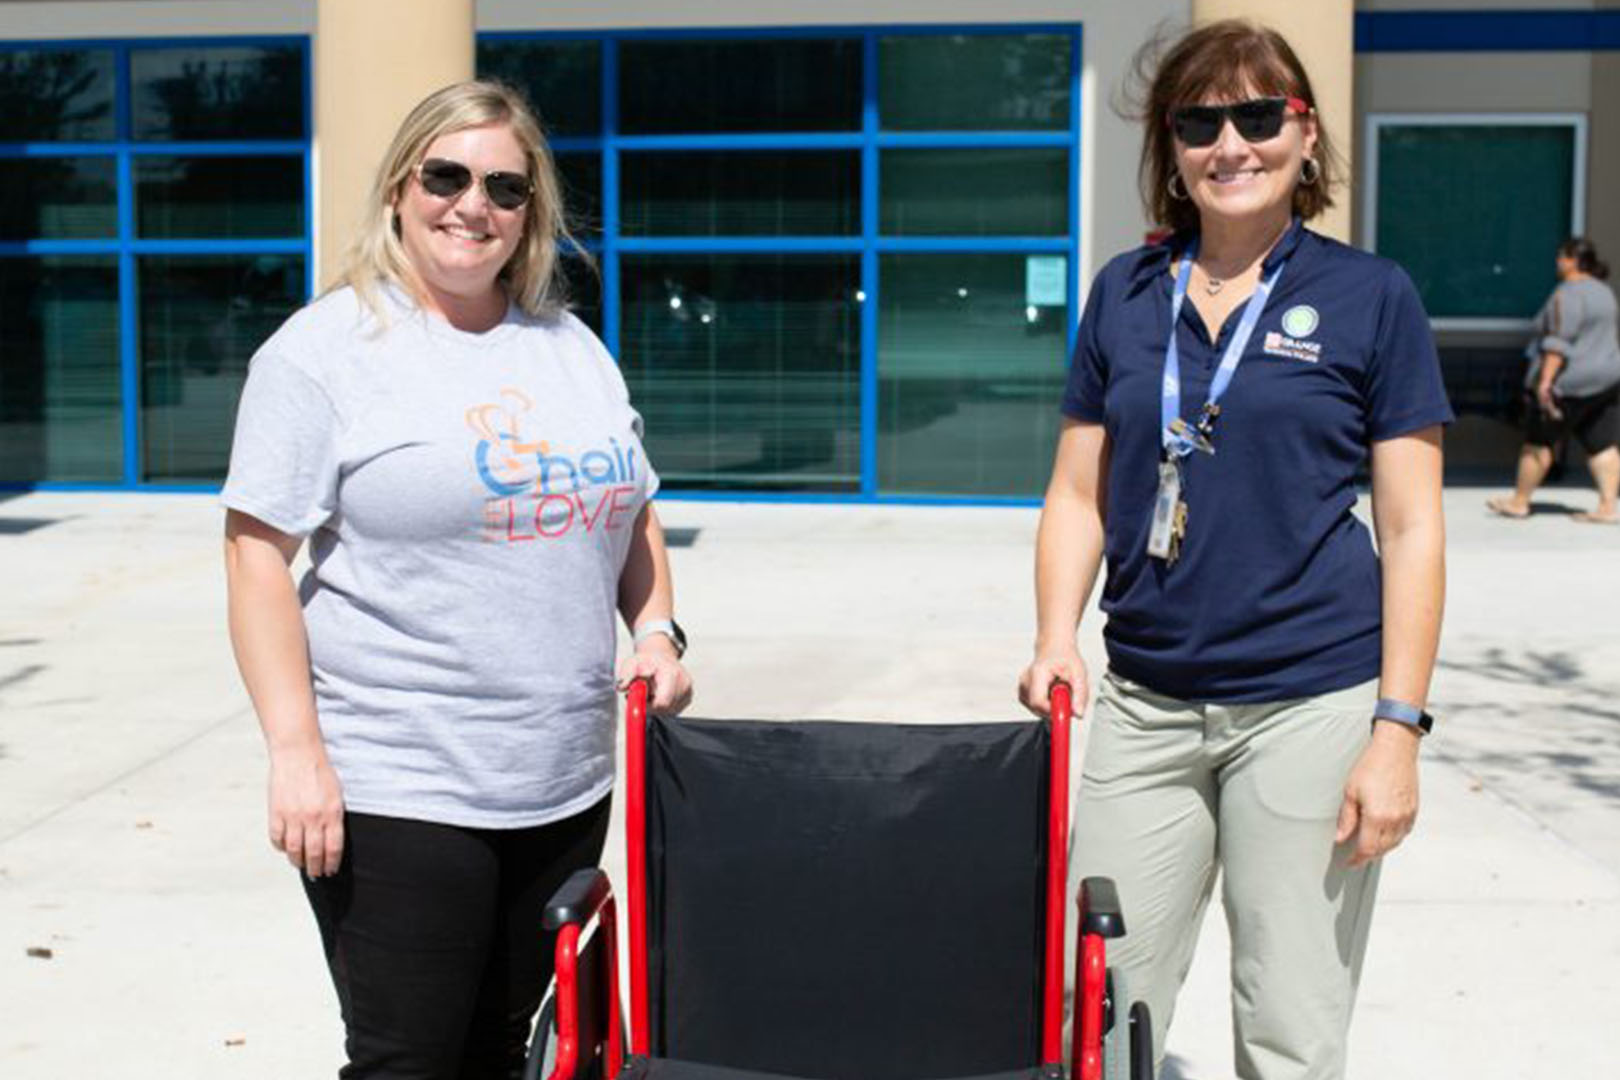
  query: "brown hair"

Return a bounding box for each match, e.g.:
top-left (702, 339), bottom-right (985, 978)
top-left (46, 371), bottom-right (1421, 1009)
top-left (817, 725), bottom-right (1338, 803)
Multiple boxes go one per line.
top-left (1131, 20), bottom-right (1342, 233)
top-left (1559, 236), bottom-right (1610, 281)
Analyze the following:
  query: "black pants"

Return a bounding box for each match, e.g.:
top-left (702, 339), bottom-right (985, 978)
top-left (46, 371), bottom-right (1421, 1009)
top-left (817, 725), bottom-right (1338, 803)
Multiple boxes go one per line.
top-left (1524, 384), bottom-right (1620, 453)
top-left (303, 798), bottom-right (612, 1080)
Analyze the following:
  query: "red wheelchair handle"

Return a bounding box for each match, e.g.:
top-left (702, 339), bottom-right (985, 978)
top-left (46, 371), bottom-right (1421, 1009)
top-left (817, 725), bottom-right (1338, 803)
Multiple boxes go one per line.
top-left (624, 675), bottom-right (652, 1056)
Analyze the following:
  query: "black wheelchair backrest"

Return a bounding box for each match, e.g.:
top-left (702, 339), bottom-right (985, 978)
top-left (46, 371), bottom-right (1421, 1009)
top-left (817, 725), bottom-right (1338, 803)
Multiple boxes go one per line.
top-left (646, 716), bottom-right (1050, 1080)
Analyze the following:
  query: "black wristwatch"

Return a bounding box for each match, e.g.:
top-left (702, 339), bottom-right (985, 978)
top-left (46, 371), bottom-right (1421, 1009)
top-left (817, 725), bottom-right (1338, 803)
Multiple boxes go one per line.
top-left (1373, 698), bottom-right (1433, 735)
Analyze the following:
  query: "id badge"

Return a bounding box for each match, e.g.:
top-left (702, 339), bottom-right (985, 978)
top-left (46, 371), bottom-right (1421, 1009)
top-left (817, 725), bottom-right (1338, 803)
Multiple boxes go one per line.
top-left (1147, 460), bottom-right (1181, 559)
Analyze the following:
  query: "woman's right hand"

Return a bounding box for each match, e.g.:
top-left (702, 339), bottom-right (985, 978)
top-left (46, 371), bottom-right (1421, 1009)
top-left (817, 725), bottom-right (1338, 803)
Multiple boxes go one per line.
top-left (1018, 648), bottom-right (1089, 719)
top-left (1536, 381), bottom-right (1564, 421)
top-left (267, 744), bottom-right (345, 878)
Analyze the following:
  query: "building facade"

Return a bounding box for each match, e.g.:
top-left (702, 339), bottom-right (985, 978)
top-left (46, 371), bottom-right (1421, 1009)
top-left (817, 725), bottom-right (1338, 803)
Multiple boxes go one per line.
top-left (1, 0), bottom-right (1615, 500)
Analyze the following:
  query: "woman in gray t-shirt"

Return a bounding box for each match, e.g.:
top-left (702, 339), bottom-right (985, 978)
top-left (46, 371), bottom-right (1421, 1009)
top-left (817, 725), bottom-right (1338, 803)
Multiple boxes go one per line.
top-left (222, 81), bottom-right (693, 1077)
top-left (1488, 237), bottom-right (1620, 523)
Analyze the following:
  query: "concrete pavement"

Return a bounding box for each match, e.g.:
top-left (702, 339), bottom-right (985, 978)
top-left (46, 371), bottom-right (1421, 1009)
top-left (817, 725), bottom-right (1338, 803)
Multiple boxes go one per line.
top-left (1, 488), bottom-right (1616, 1078)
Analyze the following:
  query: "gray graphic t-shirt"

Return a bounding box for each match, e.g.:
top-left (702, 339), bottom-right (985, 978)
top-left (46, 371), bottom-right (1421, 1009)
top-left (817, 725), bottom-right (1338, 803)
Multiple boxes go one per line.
top-left (223, 286), bottom-right (658, 828)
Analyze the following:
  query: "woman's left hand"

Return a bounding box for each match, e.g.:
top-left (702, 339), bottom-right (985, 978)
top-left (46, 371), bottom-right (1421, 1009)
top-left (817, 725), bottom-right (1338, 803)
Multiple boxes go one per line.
top-left (1334, 723), bottom-right (1422, 868)
top-left (617, 637), bottom-right (693, 714)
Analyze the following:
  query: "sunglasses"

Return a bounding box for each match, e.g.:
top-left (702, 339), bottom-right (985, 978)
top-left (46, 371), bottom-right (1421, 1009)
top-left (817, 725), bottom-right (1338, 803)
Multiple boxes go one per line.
top-left (416, 158), bottom-right (534, 211)
top-left (1167, 96), bottom-right (1309, 148)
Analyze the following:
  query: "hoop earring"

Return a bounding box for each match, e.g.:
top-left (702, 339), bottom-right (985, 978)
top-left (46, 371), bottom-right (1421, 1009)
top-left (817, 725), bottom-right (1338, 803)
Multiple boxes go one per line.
top-left (1167, 172), bottom-right (1190, 201)
top-left (1300, 158), bottom-right (1321, 186)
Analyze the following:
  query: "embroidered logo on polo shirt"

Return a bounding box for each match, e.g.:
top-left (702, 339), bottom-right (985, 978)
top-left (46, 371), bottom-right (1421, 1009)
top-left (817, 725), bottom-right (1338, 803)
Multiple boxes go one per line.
top-left (1281, 304), bottom-right (1319, 338)
top-left (1263, 331), bottom-right (1321, 362)
top-left (1264, 306), bottom-right (1323, 363)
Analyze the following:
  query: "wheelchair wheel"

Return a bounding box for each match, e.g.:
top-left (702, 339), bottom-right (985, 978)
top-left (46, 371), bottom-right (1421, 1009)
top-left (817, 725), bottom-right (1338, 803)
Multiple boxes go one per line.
top-left (1128, 1001), bottom-right (1154, 1080)
top-left (522, 990), bottom-right (627, 1080)
top-left (523, 994), bottom-right (557, 1080)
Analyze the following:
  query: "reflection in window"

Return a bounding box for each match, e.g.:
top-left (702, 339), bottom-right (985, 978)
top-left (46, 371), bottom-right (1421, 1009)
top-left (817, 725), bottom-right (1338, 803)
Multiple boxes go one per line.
top-left (621, 256), bottom-right (861, 491)
top-left (880, 35), bottom-right (1069, 131)
top-left (0, 257), bottom-right (122, 484)
top-left (558, 255), bottom-right (603, 337)
top-left (0, 157), bottom-right (117, 239)
top-left (882, 148), bottom-right (1066, 236)
top-left (139, 255), bottom-right (305, 483)
top-left (0, 49), bottom-right (115, 142)
top-left (878, 254), bottom-right (1067, 496)
top-left (135, 155), bottom-right (304, 238)
top-left (555, 152), bottom-right (602, 235)
top-left (620, 39), bottom-right (861, 134)
top-left (131, 46), bottom-right (305, 141)
top-left (476, 40), bottom-right (601, 137)
top-left (622, 151), bottom-right (860, 236)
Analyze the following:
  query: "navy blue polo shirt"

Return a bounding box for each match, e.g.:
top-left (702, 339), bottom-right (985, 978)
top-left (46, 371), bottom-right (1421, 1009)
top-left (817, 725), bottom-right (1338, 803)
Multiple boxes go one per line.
top-left (1061, 219), bottom-right (1452, 702)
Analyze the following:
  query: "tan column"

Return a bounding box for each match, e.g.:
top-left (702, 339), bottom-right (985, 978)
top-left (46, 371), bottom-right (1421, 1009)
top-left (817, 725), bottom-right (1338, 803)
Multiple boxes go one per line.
top-left (315, 0), bottom-right (475, 289)
top-left (1191, 0), bottom-right (1354, 243)
top-left (1588, 49), bottom-right (1620, 264)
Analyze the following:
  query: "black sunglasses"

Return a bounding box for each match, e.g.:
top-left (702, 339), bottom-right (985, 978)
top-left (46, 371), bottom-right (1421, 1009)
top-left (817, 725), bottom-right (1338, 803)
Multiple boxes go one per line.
top-left (416, 158), bottom-right (534, 211)
top-left (1167, 96), bottom-right (1309, 148)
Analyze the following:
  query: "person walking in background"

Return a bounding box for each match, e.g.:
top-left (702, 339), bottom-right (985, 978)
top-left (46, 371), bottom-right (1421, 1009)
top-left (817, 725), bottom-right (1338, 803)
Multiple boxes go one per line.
top-left (1487, 237), bottom-right (1620, 523)
top-left (1018, 21), bottom-right (1449, 1080)
top-left (222, 80), bottom-right (691, 1078)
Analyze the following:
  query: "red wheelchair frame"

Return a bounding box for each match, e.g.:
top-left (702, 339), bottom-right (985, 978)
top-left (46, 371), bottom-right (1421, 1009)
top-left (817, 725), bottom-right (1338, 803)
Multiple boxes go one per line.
top-left (538, 679), bottom-right (1147, 1080)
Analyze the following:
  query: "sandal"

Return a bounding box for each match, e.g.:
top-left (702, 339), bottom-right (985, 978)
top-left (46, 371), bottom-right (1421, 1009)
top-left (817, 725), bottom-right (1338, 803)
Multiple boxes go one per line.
top-left (1572, 511), bottom-right (1619, 525)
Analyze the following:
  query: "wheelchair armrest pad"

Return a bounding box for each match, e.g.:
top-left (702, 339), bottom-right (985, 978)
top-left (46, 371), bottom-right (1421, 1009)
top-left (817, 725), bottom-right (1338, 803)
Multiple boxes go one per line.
top-left (542, 868), bottom-right (613, 931)
top-left (1079, 876), bottom-right (1127, 939)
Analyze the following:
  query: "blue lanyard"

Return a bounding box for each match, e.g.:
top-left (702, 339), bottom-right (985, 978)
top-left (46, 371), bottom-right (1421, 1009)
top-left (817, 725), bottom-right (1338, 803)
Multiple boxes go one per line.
top-left (1161, 239), bottom-right (1287, 457)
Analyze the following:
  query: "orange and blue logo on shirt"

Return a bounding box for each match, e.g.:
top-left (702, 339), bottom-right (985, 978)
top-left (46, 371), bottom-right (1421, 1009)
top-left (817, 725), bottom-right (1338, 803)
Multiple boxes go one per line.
top-left (466, 388), bottom-right (640, 542)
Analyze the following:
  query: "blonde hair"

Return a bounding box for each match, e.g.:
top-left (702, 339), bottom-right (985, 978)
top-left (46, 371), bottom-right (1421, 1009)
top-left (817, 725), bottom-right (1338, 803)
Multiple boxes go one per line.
top-left (337, 79), bottom-right (589, 320)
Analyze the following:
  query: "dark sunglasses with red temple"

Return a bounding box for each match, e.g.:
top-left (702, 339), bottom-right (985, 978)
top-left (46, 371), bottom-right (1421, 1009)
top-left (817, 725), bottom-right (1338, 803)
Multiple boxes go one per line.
top-left (1167, 96), bottom-right (1310, 148)
top-left (415, 158), bottom-right (534, 211)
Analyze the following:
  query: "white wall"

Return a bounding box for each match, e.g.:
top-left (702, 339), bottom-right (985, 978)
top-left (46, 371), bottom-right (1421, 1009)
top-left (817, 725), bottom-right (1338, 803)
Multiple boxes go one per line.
top-left (0, 1), bottom-right (314, 37)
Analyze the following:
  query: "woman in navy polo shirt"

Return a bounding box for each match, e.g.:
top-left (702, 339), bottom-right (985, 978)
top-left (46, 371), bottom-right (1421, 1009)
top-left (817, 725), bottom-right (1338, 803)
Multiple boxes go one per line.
top-left (1018, 21), bottom-right (1449, 1079)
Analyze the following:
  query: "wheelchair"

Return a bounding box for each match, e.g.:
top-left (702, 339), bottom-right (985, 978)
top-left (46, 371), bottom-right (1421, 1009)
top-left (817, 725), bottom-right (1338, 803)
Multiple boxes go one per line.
top-left (527, 679), bottom-right (1153, 1080)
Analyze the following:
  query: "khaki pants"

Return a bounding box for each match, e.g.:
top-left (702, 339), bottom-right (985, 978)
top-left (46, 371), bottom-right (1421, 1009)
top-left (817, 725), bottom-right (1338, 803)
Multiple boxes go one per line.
top-left (1070, 672), bottom-right (1381, 1080)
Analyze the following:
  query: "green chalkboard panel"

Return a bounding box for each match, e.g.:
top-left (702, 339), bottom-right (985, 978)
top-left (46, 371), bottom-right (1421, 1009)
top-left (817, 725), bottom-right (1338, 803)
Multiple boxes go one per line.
top-left (1375, 123), bottom-right (1575, 320)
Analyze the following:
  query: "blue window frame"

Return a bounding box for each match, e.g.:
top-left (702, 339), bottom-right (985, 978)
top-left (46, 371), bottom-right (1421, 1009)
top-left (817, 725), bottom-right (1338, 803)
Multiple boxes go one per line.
top-left (480, 23), bottom-right (1084, 506)
top-left (0, 36), bottom-right (312, 493)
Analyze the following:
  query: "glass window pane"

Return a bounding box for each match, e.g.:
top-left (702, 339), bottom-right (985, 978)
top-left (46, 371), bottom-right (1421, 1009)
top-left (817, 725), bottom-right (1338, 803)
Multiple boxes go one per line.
top-left (878, 254), bottom-right (1067, 496)
top-left (622, 151), bottom-right (859, 236)
top-left (556, 152), bottom-right (601, 234)
top-left (559, 255), bottom-right (603, 338)
top-left (476, 39), bottom-right (601, 137)
top-left (132, 46), bottom-right (305, 141)
top-left (620, 39), bottom-right (860, 134)
top-left (0, 257), bottom-right (121, 484)
top-left (136, 155), bottom-right (304, 239)
top-left (621, 255), bottom-right (860, 491)
top-left (139, 255), bottom-right (306, 483)
top-left (1376, 124), bottom-right (1573, 319)
top-left (0, 157), bottom-right (117, 239)
top-left (881, 34), bottom-right (1070, 131)
top-left (882, 148), bottom-right (1066, 235)
top-left (0, 49), bottom-right (116, 142)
